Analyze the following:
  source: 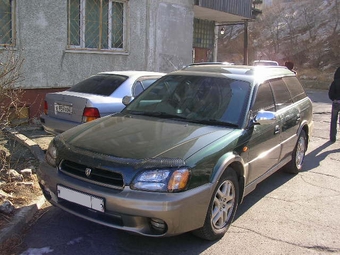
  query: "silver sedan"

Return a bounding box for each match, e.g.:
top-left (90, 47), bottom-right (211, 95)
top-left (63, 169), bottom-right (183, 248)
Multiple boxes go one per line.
top-left (40, 71), bottom-right (165, 135)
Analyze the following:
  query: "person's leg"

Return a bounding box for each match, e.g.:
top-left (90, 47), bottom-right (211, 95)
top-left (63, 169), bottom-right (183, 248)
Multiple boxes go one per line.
top-left (330, 103), bottom-right (339, 142)
top-left (338, 104), bottom-right (340, 131)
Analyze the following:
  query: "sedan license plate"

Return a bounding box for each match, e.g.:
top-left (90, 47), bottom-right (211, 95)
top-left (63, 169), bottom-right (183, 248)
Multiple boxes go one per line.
top-left (55, 103), bottom-right (72, 114)
top-left (57, 185), bottom-right (105, 212)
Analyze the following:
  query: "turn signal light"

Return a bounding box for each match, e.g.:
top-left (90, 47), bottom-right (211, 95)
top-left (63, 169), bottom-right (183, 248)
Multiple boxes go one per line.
top-left (82, 107), bottom-right (100, 122)
top-left (44, 101), bottom-right (48, 115)
top-left (168, 169), bottom-right (190, 192)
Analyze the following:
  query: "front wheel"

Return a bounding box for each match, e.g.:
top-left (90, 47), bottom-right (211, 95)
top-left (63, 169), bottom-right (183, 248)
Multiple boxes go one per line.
top-left (284, 130), bottom-right (307, 174)
top-left (193, 168), bottom-right (239, 241)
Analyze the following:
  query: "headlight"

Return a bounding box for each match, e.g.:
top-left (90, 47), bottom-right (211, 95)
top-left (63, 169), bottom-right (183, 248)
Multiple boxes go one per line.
top-left (131, 169), bottom-right (190, 192)
top-left (45, 140), bottom-right (57, 167)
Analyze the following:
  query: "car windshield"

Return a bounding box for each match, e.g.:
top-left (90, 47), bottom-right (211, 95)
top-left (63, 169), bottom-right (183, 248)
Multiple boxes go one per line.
top-left (68, 74), bottom-right (128, 96)
top-left (123, 75), bottom-right (251, 127)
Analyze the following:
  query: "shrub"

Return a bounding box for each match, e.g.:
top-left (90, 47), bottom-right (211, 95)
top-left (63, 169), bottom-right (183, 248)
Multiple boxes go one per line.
top-left (0, 48), bottom-right (24, 128)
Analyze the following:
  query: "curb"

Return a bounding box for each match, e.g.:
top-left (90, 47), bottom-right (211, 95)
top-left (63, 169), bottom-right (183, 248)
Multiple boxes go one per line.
top-left (3, 127), bottom-right (46, 162)
top-left (0, 127), bottom-right (47, 245)
top-left (0, 196), bottom-right (46, 245)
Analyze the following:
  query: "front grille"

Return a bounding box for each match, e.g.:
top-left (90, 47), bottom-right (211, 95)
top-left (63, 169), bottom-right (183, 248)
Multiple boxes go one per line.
top-left (59, 160), bottom-right (124, 189)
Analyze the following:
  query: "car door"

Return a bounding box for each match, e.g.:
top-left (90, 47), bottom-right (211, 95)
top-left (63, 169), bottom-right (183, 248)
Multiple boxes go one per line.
top-left (246, 82), bottom-right (282, 184)
top-left (270, 78), bottom-right (300, 160)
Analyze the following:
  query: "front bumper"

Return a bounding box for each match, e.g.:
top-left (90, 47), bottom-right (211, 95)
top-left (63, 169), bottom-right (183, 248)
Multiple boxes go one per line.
top-left (37, 161), bottom-right (213, 237)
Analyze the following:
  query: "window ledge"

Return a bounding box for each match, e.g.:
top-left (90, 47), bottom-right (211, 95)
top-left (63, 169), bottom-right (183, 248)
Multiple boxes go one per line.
top-left (65, 49), bottom-right (129, 55)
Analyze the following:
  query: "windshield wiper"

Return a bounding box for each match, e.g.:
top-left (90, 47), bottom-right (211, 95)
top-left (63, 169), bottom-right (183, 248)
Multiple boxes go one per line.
top-left (124, 110), bottom-right (147, 115)
top-left (125, 110), bottom-right (187, 120)
top-left (143, 111), bottom-right (187, 119)
top-left (188, 119), bottom-right (239, 128)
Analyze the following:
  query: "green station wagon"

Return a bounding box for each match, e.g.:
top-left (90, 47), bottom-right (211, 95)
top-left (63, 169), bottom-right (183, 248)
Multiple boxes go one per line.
top-left (37, 64), bottom-right (313, 240)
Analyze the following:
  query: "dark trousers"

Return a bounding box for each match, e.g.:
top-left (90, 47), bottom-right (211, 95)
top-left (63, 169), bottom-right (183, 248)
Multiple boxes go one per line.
top-left (330, 102), bottom-right (340, 141)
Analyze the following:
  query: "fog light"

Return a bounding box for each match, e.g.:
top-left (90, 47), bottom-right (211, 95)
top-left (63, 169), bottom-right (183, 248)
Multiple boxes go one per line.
top-left (150, 218), bottom-right (167, 233)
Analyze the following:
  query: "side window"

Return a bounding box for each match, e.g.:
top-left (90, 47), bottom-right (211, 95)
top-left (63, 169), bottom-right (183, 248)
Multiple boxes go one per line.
top-left (133, 81), bottom-right (144, 97)
top-left (252, 82), bottom-right (276, 114)
top-left (269, 78), bottom-right (293, 110)
top-left (282, 77), bottom-right (306, 102)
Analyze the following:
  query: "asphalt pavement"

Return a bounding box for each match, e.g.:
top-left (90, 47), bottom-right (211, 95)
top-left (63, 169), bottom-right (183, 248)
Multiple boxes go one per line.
top-left (1, 89), bottom-right (339, 254)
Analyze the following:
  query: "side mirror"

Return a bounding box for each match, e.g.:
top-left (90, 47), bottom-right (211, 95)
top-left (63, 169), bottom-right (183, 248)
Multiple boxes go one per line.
top-left (122, 96), bottom-right (133, 106)
top-left (253, 110), bottom-right (276, 125)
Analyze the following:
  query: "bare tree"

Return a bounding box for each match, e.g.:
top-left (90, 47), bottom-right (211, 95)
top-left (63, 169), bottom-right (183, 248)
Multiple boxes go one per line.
top-left (331, 0), bottom-right (340, 35)
top-left (0, 47), bottom-right (24, 128)
top-left (250, 3), bottom-right (286, 58)
top-left (218, 24), bottom-right (245, 63)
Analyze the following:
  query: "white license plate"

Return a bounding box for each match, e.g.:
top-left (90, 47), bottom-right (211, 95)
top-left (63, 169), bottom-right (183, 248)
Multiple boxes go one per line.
top-left (55, 104), bottom-right (72, 114)
top-left (57, 185), bottom-right (105, 212)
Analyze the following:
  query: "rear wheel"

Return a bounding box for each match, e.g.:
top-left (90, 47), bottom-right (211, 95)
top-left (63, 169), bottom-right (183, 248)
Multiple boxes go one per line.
top-left (193, 168), bottom-right (239, 241)
top-left (284, 130), bottom-right (307, 174)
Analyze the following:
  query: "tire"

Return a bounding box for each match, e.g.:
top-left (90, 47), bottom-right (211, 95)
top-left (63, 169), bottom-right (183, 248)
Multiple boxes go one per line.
top-left (284, 130), bottom-right (307, 174)
top-left (193, 168), bottom-right (239, 241)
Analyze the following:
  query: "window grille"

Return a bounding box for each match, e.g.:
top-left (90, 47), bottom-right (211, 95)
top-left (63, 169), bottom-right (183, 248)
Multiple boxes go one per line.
top-left (0, 0), bottom-right (15, 47)
top-left (67, 0), bottom-right (127, 51)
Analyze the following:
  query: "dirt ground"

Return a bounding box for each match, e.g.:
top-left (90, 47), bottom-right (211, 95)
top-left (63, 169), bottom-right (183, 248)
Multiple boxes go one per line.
top-left (0, 129), bottom-right (46, 255)
top-left (0, 131), bottom-right (43, 231)
top-left (0, 175), bottom-right (42, 229)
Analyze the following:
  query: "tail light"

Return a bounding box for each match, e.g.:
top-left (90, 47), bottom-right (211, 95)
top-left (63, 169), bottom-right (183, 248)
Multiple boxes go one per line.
top-left (82, 107), bottom-right (100, 122)
top-left (44, 101), bottom-right (48, 115)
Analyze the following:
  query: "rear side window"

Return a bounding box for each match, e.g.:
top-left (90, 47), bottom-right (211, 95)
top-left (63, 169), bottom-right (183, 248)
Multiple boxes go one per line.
top-left (132, 78), bottom-right (159, 97)
top-left (252, 82), bottom-right (276, 114)
top-left (270, 79), bottom-right (293, 110)
top-left (68, 74), bottom-right (128, 96)
top-left (282, 77), bottom-right (306, 102)
top-left (141, 78), bottom-right (158, 89)
top-left (133, 81), bottom-right (144, 97)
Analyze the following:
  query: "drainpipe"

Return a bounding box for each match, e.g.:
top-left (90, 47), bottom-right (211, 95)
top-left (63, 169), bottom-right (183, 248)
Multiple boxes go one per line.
top-left (213, 23), bottom-right (219, 62)
top-left (243, 20), bottom-right (249, 65)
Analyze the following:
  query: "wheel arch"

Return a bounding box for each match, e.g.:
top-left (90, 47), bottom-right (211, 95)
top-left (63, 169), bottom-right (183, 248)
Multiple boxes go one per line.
top-left (298, 121), bottom-right (310, 148)
top-left (210, 153), bottom-right (246, 205)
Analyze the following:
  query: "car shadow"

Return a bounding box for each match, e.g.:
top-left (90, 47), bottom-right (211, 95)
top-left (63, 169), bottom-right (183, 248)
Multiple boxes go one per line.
top-left (302, 140), bottom-right (340, 171)
top-left (234, 168), bottom-right (294, 221)
top-left (236, 139), bottom-right (340, 219)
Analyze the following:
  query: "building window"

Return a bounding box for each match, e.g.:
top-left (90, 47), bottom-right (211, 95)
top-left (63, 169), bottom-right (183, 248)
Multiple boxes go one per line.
top-left (67, 0), bottom-right (127, 52)
top-left (0, 0), bottom-right (15, 47)
top-left (193, 19), bottom-right (214, 49)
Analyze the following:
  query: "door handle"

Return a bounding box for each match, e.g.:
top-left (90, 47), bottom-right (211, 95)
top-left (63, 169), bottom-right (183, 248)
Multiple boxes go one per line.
top-left (296, 114), bottom-right (301, 123)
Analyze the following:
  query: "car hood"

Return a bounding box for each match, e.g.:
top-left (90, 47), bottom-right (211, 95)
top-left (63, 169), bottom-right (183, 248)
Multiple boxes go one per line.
top-left (59, 114), bottom-right (235, 160)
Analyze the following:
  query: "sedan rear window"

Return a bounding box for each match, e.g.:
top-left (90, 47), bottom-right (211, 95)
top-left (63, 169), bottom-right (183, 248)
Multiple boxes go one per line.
top-left (68, 74), bottom-right (128, 96)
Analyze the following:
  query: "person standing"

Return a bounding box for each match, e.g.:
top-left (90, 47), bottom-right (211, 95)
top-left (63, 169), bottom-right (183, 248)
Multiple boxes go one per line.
top-left (284, 61), bottom-right (297, 74)
top-left (328, 67), bottom-right (340, 142)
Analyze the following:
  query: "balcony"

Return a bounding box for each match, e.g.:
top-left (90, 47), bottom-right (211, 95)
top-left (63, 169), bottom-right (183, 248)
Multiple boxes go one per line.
top-left (194, 0), bottom-right (253, 22)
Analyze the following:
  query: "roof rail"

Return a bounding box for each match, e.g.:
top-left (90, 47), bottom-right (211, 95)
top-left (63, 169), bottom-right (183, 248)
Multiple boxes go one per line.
top-left (182, 62), bottom-right (234, 69)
